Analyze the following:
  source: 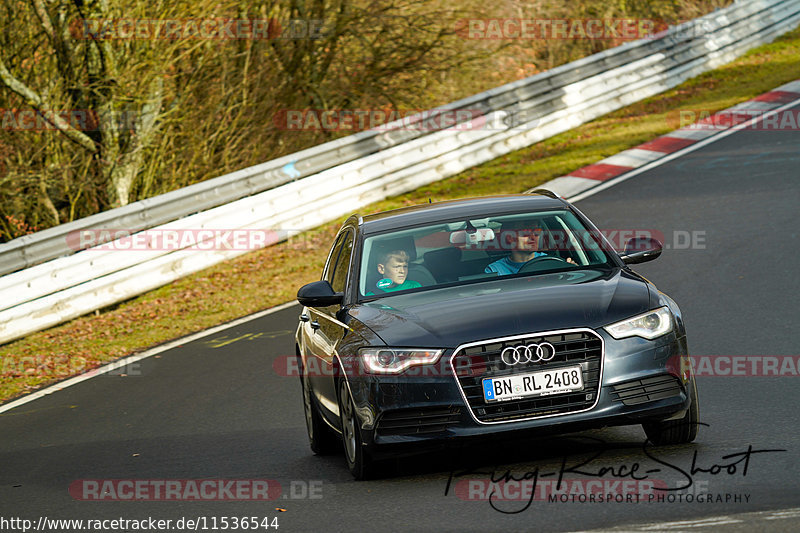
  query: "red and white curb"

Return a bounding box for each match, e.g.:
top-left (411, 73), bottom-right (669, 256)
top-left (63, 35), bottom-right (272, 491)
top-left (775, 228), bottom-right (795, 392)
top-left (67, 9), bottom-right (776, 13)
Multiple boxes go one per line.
top-left (534, 79), bottom-right (800, 199)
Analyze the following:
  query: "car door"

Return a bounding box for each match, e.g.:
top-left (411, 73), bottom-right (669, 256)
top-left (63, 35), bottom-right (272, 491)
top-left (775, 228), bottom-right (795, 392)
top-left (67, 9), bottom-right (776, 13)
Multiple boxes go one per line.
top-left (305, 228), bottom-right (355, 421)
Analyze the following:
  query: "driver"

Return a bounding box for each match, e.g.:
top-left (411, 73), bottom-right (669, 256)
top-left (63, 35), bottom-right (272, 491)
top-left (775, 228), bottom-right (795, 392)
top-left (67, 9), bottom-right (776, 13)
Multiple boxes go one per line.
top-left (485, 221), bottom-right (576, 275)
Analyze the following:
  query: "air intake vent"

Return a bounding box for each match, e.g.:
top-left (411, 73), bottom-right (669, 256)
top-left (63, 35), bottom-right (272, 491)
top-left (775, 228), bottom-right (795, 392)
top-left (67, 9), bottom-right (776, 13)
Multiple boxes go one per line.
top-left (376, 406), bottom-right (461, 436)
top-left (611, 375), bottom-right (682, 406)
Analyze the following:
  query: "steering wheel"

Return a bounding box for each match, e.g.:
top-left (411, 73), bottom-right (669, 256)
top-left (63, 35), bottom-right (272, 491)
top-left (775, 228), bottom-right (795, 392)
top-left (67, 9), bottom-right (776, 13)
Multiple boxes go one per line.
top-left (518, 255), bottom-right (569, 273)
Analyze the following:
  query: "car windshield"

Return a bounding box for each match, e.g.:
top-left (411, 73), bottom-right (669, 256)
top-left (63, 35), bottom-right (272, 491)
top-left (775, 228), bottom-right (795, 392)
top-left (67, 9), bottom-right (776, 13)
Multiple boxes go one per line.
top-left (358, 209), bottom-right (613, 299)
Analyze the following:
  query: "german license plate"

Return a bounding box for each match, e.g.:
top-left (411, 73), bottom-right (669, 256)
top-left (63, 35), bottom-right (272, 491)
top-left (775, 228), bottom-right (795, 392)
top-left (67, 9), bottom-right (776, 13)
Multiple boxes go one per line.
top-left (482, 365), bottom-right (583, 402)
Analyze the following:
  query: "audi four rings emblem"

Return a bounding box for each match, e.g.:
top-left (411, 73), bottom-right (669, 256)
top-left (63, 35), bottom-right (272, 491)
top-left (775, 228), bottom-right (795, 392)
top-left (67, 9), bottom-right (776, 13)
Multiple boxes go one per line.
top-left (501, 342), bottom-right (556, 365)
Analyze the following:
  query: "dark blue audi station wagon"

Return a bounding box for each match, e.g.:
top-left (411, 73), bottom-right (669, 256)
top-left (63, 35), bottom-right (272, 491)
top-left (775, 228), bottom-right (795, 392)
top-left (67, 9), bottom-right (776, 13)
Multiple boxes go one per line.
top-left (295, 192), bottom-right (698, 479)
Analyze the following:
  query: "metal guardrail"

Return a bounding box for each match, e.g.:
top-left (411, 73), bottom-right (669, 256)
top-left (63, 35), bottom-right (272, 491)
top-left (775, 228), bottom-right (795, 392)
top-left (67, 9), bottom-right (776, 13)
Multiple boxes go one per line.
top-left (1, 0), bottom-right (794, 277)
top-left (0, 0), bottom-right (798, 344)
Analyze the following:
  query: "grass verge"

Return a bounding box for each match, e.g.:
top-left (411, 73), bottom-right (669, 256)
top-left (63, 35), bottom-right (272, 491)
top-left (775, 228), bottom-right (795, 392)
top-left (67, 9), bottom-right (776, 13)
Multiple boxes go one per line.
top-left (2, 27), bottom-right (799, 404)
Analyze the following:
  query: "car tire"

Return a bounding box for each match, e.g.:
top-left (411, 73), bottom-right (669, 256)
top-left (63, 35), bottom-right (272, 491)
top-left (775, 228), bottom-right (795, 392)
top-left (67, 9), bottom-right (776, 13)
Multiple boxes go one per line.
top-left (338, 379), bottom-right (375, 480)
top-left (643, 377), bottom-right (699, 445)
top-left (299, 357), bottom-right (339, 455)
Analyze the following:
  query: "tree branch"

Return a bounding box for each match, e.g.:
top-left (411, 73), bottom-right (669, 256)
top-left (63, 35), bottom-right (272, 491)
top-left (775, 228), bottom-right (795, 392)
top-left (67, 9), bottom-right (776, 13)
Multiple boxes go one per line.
top-left (29, 0), bottom-right (55, 41)
top-left (31, 0), bottom-right (78, 92)
top-left (0, 55), bottom-right (98, 153)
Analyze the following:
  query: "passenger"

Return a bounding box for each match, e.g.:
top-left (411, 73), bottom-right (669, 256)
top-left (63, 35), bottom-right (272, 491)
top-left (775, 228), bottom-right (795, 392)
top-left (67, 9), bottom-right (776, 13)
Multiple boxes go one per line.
top-left (367, 249), bottom-right (422, 295)
top-left (485, 222), bottom-right (576, 275)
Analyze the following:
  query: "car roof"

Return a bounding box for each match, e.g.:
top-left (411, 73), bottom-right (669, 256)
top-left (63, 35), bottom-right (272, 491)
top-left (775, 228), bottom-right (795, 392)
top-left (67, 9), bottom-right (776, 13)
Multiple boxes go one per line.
top-left (358, 193), bottom-right (567, 235)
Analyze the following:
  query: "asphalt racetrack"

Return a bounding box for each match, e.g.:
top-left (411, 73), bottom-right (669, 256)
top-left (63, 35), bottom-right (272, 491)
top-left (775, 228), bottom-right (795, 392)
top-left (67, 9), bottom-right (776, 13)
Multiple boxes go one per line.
top-left (1, 103), bottom-right (799, 532)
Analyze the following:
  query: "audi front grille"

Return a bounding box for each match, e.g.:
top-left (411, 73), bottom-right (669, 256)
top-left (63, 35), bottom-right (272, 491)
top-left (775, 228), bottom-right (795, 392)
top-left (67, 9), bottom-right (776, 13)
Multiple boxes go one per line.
top-left (451, 329), bottom-right (603, 424)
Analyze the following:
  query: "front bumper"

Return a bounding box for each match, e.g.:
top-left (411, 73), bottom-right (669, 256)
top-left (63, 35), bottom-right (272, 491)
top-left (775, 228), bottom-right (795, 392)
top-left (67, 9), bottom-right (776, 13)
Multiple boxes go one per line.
top-left (341, 329), bottom-right (693, 452)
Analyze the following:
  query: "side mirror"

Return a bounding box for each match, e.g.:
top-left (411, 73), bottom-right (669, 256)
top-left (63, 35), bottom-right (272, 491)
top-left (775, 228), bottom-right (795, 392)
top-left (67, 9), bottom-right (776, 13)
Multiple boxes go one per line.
top-left (297, 280), bottom-right (343, 307)
top-left (619, 237), bottom-right (663, 265)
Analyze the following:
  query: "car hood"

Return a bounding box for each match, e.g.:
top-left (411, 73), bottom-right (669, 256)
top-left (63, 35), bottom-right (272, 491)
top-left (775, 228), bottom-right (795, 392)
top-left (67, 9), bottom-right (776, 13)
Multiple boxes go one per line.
top-left (349, 268), bottom-right (652, 348)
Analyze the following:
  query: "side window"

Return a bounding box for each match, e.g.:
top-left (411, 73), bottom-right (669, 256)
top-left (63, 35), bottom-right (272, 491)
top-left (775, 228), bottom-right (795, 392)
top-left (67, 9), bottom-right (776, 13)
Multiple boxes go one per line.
top-left (323, 234), bottom-right (345, 284)
top-left (331, 231), bottom-right (355, 293)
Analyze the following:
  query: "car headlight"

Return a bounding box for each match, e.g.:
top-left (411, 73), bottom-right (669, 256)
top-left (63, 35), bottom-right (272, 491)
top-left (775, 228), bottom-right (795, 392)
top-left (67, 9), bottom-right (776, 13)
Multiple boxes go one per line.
top-left (604, 306), bottom-right (673, 340)
top-left (360, 348), bottom-right (443, 374)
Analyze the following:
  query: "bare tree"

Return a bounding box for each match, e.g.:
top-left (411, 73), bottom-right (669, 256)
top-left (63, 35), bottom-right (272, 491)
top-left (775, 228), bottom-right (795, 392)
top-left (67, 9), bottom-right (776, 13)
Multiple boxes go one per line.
top-left (0, 1), bottom-right (168, 208)
top-left (0, 0), bottom-right (730, 241)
